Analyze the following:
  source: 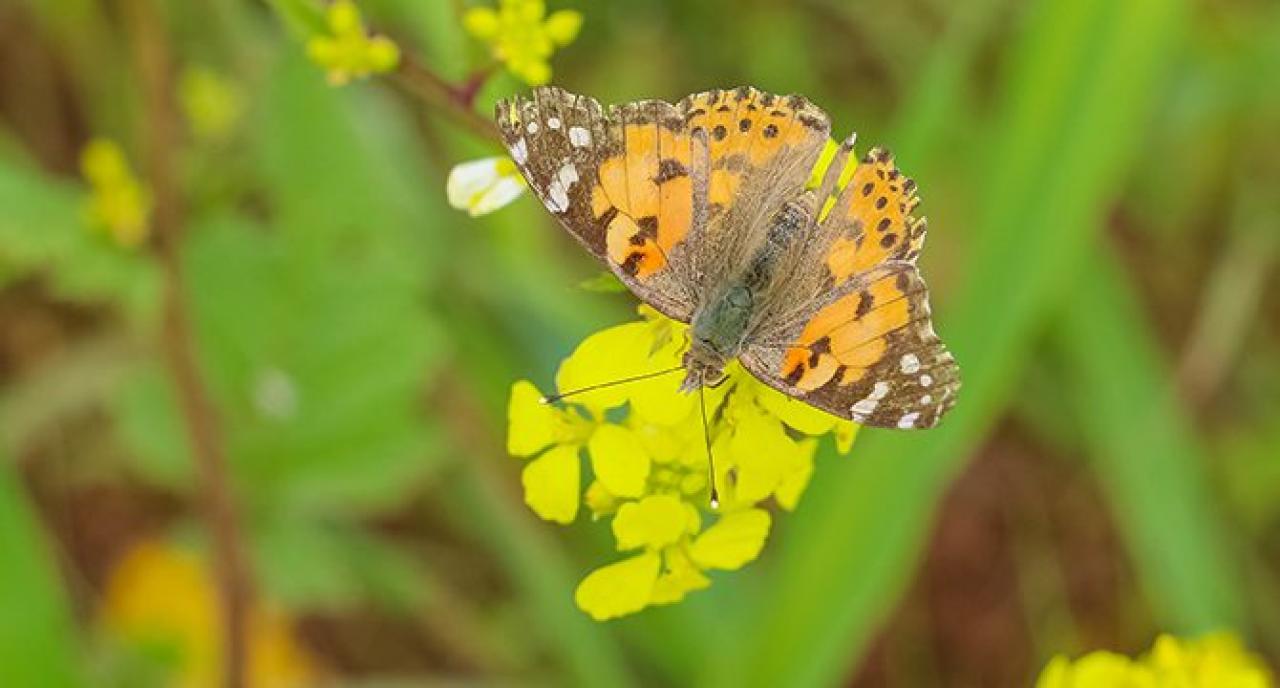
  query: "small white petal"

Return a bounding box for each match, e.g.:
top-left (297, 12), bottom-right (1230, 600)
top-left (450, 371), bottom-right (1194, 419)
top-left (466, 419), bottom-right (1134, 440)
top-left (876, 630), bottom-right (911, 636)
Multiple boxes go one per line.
top-left (470, 176), bottom-right (526, 216)
top-left (447, 156), bottom-right (526, 216)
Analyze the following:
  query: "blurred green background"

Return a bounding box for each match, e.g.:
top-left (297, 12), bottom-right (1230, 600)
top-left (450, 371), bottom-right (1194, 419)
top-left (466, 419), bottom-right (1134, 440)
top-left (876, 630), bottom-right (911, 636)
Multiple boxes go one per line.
top-left (1, 0), bottom-right (1278, 685)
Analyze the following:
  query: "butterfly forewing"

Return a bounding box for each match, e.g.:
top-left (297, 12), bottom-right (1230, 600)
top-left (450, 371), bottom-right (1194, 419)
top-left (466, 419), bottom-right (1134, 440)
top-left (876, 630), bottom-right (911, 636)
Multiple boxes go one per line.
top-left (496, 88), bottom-right (697, 320)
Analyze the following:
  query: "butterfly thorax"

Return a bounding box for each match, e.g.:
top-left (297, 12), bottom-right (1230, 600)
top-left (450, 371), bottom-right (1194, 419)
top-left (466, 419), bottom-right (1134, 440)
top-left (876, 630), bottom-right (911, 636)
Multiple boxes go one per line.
top-left (680, 284), bottom-right (754, 392)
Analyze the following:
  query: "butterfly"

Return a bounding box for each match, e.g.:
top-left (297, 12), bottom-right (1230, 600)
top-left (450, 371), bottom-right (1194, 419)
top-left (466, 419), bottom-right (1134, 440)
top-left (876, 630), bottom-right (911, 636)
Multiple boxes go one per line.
top-left (496, 86), bottom-right (959, 430)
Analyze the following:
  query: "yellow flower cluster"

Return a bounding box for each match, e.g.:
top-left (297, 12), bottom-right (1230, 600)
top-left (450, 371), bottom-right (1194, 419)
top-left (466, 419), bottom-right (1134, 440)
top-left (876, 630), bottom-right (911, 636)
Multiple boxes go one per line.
top-left (80, 138), bottom-right (152, 248)
top-left (179, 66), bottom-right (245, 142)
top-left (1037, 632), bottom-right (1275, 688)
top-left (305, 0), bottom-right (400, 86)
top-left (100, 540), bottom-right (317, 687)
top-left (508, 306), bottom-right (857, 620)
top-left (464, 0), bottom-right (583, 85)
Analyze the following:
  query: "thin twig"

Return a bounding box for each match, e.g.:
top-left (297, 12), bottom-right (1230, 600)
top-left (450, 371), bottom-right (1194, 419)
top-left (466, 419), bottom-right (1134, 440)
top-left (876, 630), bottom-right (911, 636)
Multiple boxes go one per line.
top-left (392, 55), bottom-right (499, 142)
top-left (124, 0), bottom-right (251, 685)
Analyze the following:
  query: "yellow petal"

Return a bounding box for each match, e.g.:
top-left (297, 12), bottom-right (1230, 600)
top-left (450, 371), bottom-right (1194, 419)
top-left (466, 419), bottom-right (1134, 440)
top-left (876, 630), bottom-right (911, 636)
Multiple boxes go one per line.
top-left (574, 552), bottom-right (660, 621)
top-left (588, 424), bottom-right (650, 499)
top-left (626, 333), bottom-right (691, 426)
top-left (326, 0), bottom-right (361, 36)
top-left (366, 36), bottom-right (401, 72)
top-left (1067, 651), bottom-right (1148, 687)
top-left (584, 479), bottom-right (620, 517)
top-left (774, 438), bottom-right (817, 511)
top-left (80, 139), bottom-right (129, 186)
top-left (521, 445), bottom-right (580, 524)
top-left (556, 322), bottom-right (652, 414)
top-left (690, 508), bottom-right (771, 570)
top-left (1034, 656), bottom-right (1072, 688)
top-left (755, 383), bottom-right (839, 435)
top-left (543, 10), bottom-right (583, 46)
top-left (514, 58), bottom-right (552, 86)
top-left (651, 547), bottom-right (710, 606)
top-left (835, 420), bottom-right (859, 455)
top-left (507, 380), bottom-right (559, 457)
top-left (462, 7), bottom-right (500, 39)
top-left (611, 494), bottom-right (688, 551)
top-left (727, 409), bottom-right (796, 503)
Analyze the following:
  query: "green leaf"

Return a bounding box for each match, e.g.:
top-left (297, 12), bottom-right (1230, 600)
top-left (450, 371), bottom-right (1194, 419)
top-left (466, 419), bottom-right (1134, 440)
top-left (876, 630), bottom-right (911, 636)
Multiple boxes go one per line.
top-left (1059, 248), bottom-right (1243, 631)
top-left (116, 216), bottom-right (445, 515)
top-left (0, 460), bottom-right (81, 687)
top-left (718, 0), bottom-right (1191, 686)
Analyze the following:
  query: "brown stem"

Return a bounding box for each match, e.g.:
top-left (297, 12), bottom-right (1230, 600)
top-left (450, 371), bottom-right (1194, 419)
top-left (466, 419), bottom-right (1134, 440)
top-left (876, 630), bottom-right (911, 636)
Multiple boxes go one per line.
top-left (393, 55), bottom-right (499, 142)
top-left (124, 0), bottom-right (251, 685)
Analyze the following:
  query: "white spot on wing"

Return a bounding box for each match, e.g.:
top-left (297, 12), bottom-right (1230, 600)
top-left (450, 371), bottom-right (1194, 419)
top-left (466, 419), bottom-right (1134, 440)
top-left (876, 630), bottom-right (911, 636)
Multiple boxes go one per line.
top-left (557, 162), bottom-right (579, 187)
top-left (897, 412), bottom-right (920, 429)
top-left (919, 374), bottom-right (933, 387)
top-left (511, 138), bottom-right (528, 165)
top-left (569, 126), bottom-right (592, 148)
top-left (900, 353), bottom-right (920, 374)
top-left (920, 394), bottom-right (932, 405)
top-left (547, 116), bottom-right (561, 130)
top-left (526, 121), bottom-right (539, 134)
top-left (546, 179), bottom-right (569, 213)
top-left (851, 381), bottom-right (890, 418)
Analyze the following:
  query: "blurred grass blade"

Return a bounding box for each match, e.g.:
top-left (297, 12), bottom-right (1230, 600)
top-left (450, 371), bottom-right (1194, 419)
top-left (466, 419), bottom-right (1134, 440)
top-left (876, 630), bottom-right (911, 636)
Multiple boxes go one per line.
top-left (718, 0), bottom-right (1189, 686)
top-left (1059, 247), bottom-right (1243, 631)
top-left (0, 461), bottom-right (80, 687)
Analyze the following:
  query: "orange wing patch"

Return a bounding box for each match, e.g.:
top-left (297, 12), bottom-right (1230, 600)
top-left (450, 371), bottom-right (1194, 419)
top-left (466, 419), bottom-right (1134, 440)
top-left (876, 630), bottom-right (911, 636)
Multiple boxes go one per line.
top-left (822, 147), bottom-right (925, 283)
top-left (781, 269), bottom-right (922, 391)
top-left (682, 88), bottom-right (827, 211)
top-left (590, 101), bottom-right (696, 280)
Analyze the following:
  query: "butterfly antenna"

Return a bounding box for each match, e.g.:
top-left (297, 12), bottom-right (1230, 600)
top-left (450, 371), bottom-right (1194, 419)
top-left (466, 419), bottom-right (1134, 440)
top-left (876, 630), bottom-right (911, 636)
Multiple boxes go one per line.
top-left (540, 365), bottom-right (684, 404)
top-left (699, 384), bottom-right (720, 509)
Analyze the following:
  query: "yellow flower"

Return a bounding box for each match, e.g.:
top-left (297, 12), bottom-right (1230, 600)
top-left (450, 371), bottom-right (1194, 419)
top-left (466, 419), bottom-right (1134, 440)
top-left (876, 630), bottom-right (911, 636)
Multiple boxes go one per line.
top-left (80, 138), bottom-right (152, 248)
top-left (100, 540), bottom-right (318, 688)
top-left (179, 66), bottom-right (245, 141)
top-left (463, 0), bottom-right (582, 85)
top-left (305, 0), bottom-right (400, 86)
top-left (1037, 632), bottom-right (1274, 688)
top-left (446, 156), bottom-right (527, 216)
top-left (507, 305), bottom-right (858, 619)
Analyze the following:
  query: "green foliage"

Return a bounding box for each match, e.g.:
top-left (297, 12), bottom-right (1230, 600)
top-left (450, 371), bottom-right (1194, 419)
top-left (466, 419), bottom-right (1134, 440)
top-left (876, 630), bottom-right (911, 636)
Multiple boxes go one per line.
top-left (0, 0), bottom-right (1277, 685)
top-left (1061, 250), bottom-right (1243, 632)
top-left (0, 461), bottom-right (80, 688)
top-left (717, 1), bottom-right (1197, 686)
top-left (0, 151), bottom-right (156, 313)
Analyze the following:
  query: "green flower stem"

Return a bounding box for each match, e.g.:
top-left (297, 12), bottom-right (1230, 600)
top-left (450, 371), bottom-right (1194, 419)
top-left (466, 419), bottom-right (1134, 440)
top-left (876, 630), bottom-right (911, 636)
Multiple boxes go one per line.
top-left (393, 55), bottom-right (499, 142)
top-left (125, 0), bottom-right (251, 685)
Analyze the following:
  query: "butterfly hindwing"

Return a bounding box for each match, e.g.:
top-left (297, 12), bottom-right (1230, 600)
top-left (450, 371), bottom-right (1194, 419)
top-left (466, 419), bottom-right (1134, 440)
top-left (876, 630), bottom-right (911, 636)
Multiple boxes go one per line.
top-left (742, 262), bottom-right (958, 428)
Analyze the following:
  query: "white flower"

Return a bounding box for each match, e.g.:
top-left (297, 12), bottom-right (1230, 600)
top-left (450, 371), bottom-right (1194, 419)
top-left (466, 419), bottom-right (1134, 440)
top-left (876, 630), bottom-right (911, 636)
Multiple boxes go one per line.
top-left (447, 156), bottom-right (526, 216)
